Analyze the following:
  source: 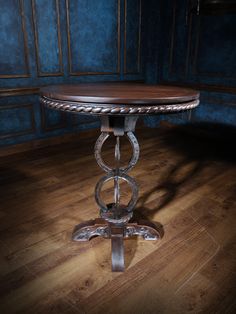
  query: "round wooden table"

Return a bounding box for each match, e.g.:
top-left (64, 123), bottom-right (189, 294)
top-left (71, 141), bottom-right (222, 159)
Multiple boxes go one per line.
top-left (40, 83), bottom-right (200, 272)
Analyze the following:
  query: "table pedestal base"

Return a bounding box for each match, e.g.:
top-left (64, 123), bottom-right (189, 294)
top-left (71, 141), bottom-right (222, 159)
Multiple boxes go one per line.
top-left (72, 218), bottom-right (160, 272)
top-left (72, 115), bottom-right (161, 272)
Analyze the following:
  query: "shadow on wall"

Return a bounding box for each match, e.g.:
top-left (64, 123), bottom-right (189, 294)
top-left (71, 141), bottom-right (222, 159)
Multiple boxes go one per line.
top-left (133, 122), bottom-right (236, 223)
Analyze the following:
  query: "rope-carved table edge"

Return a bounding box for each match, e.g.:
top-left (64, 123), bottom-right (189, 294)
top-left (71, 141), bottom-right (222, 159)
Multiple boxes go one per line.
top-left (40, 96), bottom-right (199, 115)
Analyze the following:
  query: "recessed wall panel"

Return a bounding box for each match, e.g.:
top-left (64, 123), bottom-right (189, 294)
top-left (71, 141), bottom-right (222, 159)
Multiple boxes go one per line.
top-left (32, 0), bottom-right (63, 76)
top-left (0, 0), bottom-right (29, 78)
top-left (66, 0), bottom-right (120, 75)
top-left (0, 104), bottom-right (35, 138)
top-left (124, 0), bottom-right (141, 73)
top-left (193, 15), bottom-right (236, 78)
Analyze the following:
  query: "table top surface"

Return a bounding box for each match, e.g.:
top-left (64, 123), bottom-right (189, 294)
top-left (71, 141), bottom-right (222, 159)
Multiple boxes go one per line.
top-left (40, 83), bottom-right (200, 115)
top-left (40, 83), bottom-right (199, 105)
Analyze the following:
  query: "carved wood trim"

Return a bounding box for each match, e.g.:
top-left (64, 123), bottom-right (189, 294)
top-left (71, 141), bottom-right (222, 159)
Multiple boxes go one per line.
top-left (40, 96), bottom-right (199, 115)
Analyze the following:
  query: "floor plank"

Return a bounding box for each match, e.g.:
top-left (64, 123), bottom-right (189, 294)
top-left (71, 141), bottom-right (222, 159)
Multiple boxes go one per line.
top-left (0, 125), bottom-right (235, 314)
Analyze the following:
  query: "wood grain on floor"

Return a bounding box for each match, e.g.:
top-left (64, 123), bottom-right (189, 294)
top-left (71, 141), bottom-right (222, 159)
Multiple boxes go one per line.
top-left (0, 125), bottom-right (235, 314)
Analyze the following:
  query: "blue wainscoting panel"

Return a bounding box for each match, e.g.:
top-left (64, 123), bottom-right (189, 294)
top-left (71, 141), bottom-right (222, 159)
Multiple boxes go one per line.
top-left (160, 0), bottom-right (236, 87)
top-left (32, 0), bottom-right (63, 76)
top-left (0, 0), bottom-right (30, 78)
top-left (167, 0), bottom-right (189, 78)
top-left (40, 106), bottom-right (67, 132)
top-left (124, 0), bottom-right (141, 74)
top-left (72, 114), bottom-right (100, 131)
top-left (148, 0), bottom-right (236, 129)
top-left (0, 102), bottom-right (35, 144)
top-left (192, 15), bottom-right (236, 79)
top-left (0, 0), bottom-right (145, 147)
top-left (193, 93), bottom-right (236, 126)
top-left (67, 0), bottom-right (120, 75)
top-left (143, 93), bottom-right (236, 128)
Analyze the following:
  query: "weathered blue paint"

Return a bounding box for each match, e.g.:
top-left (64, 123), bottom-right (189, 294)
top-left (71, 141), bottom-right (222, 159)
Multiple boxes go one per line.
top-left (144, 0), bottom-right (236, 128)
top-left (0, 0), bottom-right (143, 147)
top-left (33, 0), bottom-right (62, 75)
top-left (0, 94), bottom-right (100, 146)
top-left (1, 0), bottom-right (235, 148)
top-left (144, 98), bottom-right (236, 129)
top-left (125, 0), bottom-right (140, 73)
top-left (159, 0), bottom-right (236, 86)
top-left (0, 0), bottom-right (29, 77)
top-left (0, 104), bottom-right (34, 136)
top-left (68, 0), bottom-right (119, 73)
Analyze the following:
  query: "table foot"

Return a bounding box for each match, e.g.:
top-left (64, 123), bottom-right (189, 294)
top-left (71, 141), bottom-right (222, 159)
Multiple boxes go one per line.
top-left (72, 218), bottom-right (161, 271)
top-left (110, 225), bottom-right (125, 272)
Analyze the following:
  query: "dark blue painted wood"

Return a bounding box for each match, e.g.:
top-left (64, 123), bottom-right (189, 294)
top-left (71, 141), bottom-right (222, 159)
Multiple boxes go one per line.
top-left (1, 0), bottom-right (235, 148)
top-left (125, 0), bottom-right (141, 73)
top-left (191, 14), bottom-right (236, 79)
top-left (145, 0), bottom-right (236, 128)
top-left (0, 0), bottom-right (29, 77)
top-left (143, 92), bottom-right (236, 128)
top-left (0, 0), bottom-right (143, 147)
top-left (0, 104), bottom-right (35, 137)
top-left (68, 0), bottom-right (119, 74)
top-left (32, 0), bottom-right (63, 76)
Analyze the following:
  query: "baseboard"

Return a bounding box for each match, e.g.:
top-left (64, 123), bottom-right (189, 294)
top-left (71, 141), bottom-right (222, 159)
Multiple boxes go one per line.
top-left (0, 128), bottom-right (100, 157)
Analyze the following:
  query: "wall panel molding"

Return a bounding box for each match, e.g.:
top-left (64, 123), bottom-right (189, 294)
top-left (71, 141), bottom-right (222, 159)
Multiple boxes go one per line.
top-left (0, 103), bottom-right (36, 139)
top-left (165, 1), bottom-right (236, 85)
top-left (124, 0), bottom-right (142, 74)
top-left (168, 0), bottom-right (177, 76)
top-left (192, 16), bottom-right (236, 79)
top-left (66, 0), bottom-right (120, 76)
top-left (0, 87), bottom-right (39, 97)
top-left (40, 104), bottom-right (67, 132)
top-left (160, 80), bottom-right (236, 96)
top-left (31, 0), bottom-right (63, 76)
top-left (0, 0), bottom-right (30, 78)
top-left (168, 0), bottom-right (191, 77)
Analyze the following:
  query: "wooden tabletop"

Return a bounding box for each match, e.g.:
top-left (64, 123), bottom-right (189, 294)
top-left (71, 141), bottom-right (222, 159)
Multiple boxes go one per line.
top-left (40, 83), bottom-right (199, 104)
top-left (40, 83), bottom-right (200, 115)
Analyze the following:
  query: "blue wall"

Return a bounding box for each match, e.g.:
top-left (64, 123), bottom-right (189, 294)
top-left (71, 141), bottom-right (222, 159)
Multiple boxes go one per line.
top-left (0, 0), bottom-right (143, 146)
top-left (1, 0), bottom-right (236, 147)
top-left (144, 0), bottom-right (236, 128)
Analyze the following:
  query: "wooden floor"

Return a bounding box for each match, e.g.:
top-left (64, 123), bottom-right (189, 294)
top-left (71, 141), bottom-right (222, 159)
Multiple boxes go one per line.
top-left (0, 125), bottom-right (235, 314)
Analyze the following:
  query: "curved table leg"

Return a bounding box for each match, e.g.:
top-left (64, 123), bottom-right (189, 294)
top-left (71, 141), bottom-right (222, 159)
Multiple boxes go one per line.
top-left (72, 219), bottom-right (161, 272)
top-left (111, 233), bottom-right (125, 272)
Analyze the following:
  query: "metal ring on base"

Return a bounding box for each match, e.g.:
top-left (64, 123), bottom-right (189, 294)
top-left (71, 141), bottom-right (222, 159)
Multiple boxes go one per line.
top-left (95, 173), bottom-right (138, 214)
top-left (94, 131), bottom-right (140, 173)
top-left (100, 203), bottom-right (133, 224)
